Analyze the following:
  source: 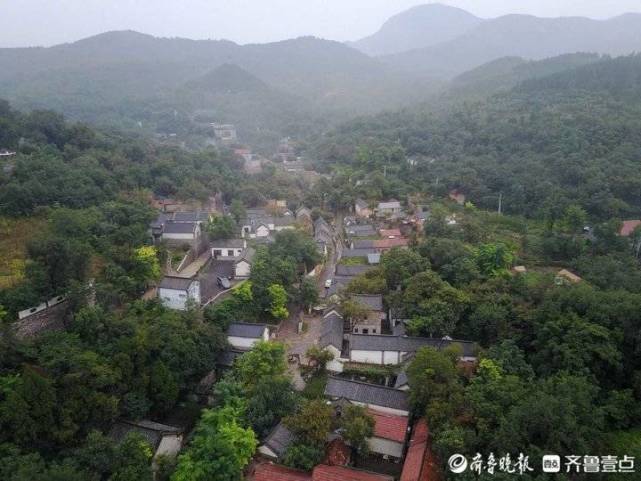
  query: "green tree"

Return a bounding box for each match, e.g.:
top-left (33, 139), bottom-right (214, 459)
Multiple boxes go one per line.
top-left (475, 243), bottom-right (515, 277)
top-left (267, 284), bottom-right (289, 320)
top-left (234, 342), bottom-right (287, 390)
top-left (339, 405), bottom-right (374, 455)
top-left (171, 408), bottom-right (256, 481)
top-left (229, 199), bottom-right (246, 224)
top-left (284, 399), bottom-right (333, 447)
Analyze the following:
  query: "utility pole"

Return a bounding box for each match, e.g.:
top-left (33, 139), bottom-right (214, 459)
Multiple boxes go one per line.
top-left (498, 193), bottom-right (503, 215)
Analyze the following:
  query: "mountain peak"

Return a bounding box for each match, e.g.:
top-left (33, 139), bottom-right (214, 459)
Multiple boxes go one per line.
top-left (350, 3), bottom-right (482, 57)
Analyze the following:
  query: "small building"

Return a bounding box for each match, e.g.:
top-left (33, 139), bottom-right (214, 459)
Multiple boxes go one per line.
top-left (377, 201), bottom-right (402, 218)
top-left (449, 189), bottom-right (466, 205)
top-left (555, 269), bottom-right (583, 285)
top-left (161, 221), bottom-right (202, 247)
top-left (227, 322), bottom-right (269, 350)
top-left (172, 211), bottom-right (211, 223)
top-left (158, 276), bottom-right (200, 310)
top-left (211, 238), bottom-right (246, 258)
top-left (234, 248), bottom-right (255, 278)
top-left (379, 228), bottom-right (402, 239)
top-left (347, 334), bottom-right (477, 366)
top-left (212, 123), bottom-right (238, 145)
top-left (350, 294), bottom-right (386, 335)
top-left (367, 409), bottom-right (409, 460)
top-left (367, 253), bottom-right (381, 265)
top-left (319, 310), bottom-right (346, 373)
top-left (346, 224), bottom-right (377, 238)
top-left (325, 377), bottom-right (410, 417)
top-left (355, 199), bottom-right (373, 218)
top-left (399, 419), bottom-right (430, 481)
top-left (109, 420), bottom-right (183, 466)
top-left (258, 422), bottom-right (294, 460)
top-left (620, 220), bottom-right (641, 237)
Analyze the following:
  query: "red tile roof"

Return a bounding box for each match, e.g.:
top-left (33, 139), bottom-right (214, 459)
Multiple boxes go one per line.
top-left (369, 409), bottom-right (409, 443)
top-left (379, 229), bottom-right (402, 238)
top-left (620, 220), bottom-right (641, 236)
top-left (324, 438), bottom-right (351, 466)
top-left (313, 465), bottom-right (393, 481)
top-left (400, 419), bottom-right (430, 481)
top-left (254, 463), bottom-right (312, 481)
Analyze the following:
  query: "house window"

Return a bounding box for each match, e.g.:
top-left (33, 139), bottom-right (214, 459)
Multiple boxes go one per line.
top-left (227, 250), bottom-right (234, 256)
top-left (362, 329), bottom-right (369, 334)
top-left (372, 329), bottom-right (377, 334)
top-left (213, 249), bottom-right (222, 257)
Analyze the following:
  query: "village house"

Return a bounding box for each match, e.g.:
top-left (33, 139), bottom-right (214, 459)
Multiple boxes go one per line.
top-left (449, 189), bottom-right (466, 205)
top-left (347, 334), bottom-right (477, 366)
top-left (159, 221), bottom-right (202, 247)
top-left (109, 420), bottom-right (183, 467)
top-left (234, 148), bottom-right (253, 162)
top-left (366, 409), bottom-right (409, 461)
top-left (258, 422), bottom-right (294, 461)
top-left (620, 220), bottom-right (641, 237)
top-left (325, 377), bottom-right (410, 417)
top-left (399, 419), bottom-right (432, 481)
top-left (227, 322), bottom-right (270, 350)
top-left (319, 310), bottom-right (346, 372)
top-left (355, 198), bottom-right (373, 218)
top-left (158, 276), bottom-right (200, 310)
top-left (376, 200), bottom-right (402, 218)
top-left (211, 238), bottom-right (247, 258)
top-left (555, 269), bottom-right (583, 285)
top-left (350, 294), bottom-right (386, 335)
top-left (234, 247), bottom-right (255, 278)
top-left (346, 224), bottom-right (377, 238)
top-left (379, 228), bottom-right (402, 238)
top-left (212, 123), bottom-right (238, 145)
top-left (254, 464), bottom-right (393, 481)
top-left (241, 215), bottom-right (296, 238)
top-left (367, 253), bottom-right (381, 265)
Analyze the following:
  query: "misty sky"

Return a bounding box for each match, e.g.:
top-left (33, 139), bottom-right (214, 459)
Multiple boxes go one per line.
top-left (3, 0), bottom-right (641, 48)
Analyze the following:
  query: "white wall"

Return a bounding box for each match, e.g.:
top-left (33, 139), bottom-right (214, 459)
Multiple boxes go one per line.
top-left (350, 400), bottom-right (409, 417)
top-left (256, 225), bottom-right (270, 237)
top-left (163, 233), bottom-right (194, 240)
top-left (156, 434), bottom-right (183, 459)
top-left (351, 349), bottom-right (383, 365)
top-left (212, 247), bottom-right (243, 257)
top-left (383, 351), bottom-right (400, 365)
top-left (228, 336), bottom-right (259, 350)
top-left (235, 261), bottom-right (251, 278)
top-left (368, 437), bottom-right (404, 459)
top-left (159, 288), bottom-right (189, 310)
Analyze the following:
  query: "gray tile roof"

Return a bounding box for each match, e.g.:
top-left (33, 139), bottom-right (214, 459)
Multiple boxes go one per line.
top-left (319, 312), bottom-right (344, 350)
top-left (351, 294), bottom-right (383, 311)
top-left (348, 334), bottom-right (477, 358)
top-left (335, 265), bottom-right (374, 277)
top-left (353, 239), bottom-right (376, 249)
top-left (216, 349), bottom-right (245, 367)
top-left (394, 371), bottom-right (408, 389)
top-left (237, 247), bottom-right (255, 263)
top-left (163, 221), bottom-right (197, 234)
top-left (109, 420), bottom-right (182, 451)
top-left (173, 211), bottom-right (210, 222)
top-left (227, 322), bottom-right (268, 339)
top-left (211, 238), bottom-right (246, 248)
top-left (342, 248), bottom-right (377, 258)
top-left (261, 422), bottom-right (294, 458)
top-left (159, 276), bottom-right (194, 291)
top-left (325, 377), bottom-right (409, 411)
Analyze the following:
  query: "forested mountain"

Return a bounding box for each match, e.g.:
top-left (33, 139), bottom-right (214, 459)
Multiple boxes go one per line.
top-left (312, 54), bottom-right (641, 221)
top-left (349, 3), bottom-right (482, 56)
top-left (447, 52), bottom-right (603, 100)
top-left (0, 31), bottom-right (437, 139)
top-left (380, 12), bottom-right (641, 78)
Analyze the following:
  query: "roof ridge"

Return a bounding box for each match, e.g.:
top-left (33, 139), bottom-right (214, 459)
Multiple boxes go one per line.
top-left (327, 376), bottom-right (405, 392)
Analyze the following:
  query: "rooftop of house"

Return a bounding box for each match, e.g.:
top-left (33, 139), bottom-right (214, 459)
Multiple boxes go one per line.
top-left (216, 349), bottom-right (246, 367)
top-left (620, 219), bottom-right (641, 236)
top-left (557, 269), bottom-right (583, 283)
top-left (236, 247), bottom-right (256, 263)
top-left (346, 224), bottom-right (376, 233)
top-left (109, 420), bottom-right (182, 451)
top-left (325, 377), bottom-right (409, 412)
top-left (261, 422), bottom-right (294, 459)
top-left (351, 294), bottom-right (383, 311)
top-left (227, 322), bottom-right (268, 339)
top-left (319, 311), bottom-right (344, 350)
top-left (313, 464), bottom-right (394, 481)
top-left (378, 200), bottom-right (401, 210)
top-left (211, 238), bottom-right (246, 248)
top-left (335, 265), bottom-right (374, 277)
top-left (379, 228), bottom-right (402, 238)
top-left (342, 248), bottom-right (377, 259)
top-left (162, 221), bottom-right (198, 234)
top-left (348, 334), bottom-right (477, 358)
top-left (254, 463), bottom-right (311, 481)
top-left (355, 198), bottom-right (369, 209)
top-left (400, 419), bottom-right (430, 481)
top-left (373, 238), bottom-right (409, 249)
top-left (394, 370), bottom-right (408, 389)
top-left (173, 211), bottom-right (210, 223)
top-left (159, 276), bottom-right (195, 291)
top-left (367, 253), bottom-right (381, 265)
top-left (368, 409), bottom-right (409, 443)
top-left (352, 239), bottom-right (375, 249)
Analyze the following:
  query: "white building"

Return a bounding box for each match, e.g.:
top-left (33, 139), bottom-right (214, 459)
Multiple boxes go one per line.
top-left (109, 420), bottom-right (183, 468)
top-left (376, 200), bottom-right (402, 217)
top-left (318, 310), bottom-right (345, 373)
top-left (227, 322), bottom-right (269, 350)
top-left (158, 276), bottom-right (200, 310)
top-left (325, 377), bottom-right (410, 417)
top-left (234, 248), bottom-right (255, 278)
top-left (211, 238), bottom-right (246, 258)
top-left (161, 221), bottom-right (202, 246)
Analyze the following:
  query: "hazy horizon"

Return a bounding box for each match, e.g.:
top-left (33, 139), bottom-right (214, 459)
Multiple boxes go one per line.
top-left (3, 0), bottom-right (641, 48)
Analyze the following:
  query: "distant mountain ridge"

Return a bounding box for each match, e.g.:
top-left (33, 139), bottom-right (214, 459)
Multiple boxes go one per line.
top-left (351, 4), bottom-right (641, 79)
top-left (349, 4), bottom-right (482, 56)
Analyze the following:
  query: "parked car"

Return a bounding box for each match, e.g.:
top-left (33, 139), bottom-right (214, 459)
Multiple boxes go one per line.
top-left (325, 279), bottom-right (332, 288)
top-left (217, 276), bottom-right (231, 289)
